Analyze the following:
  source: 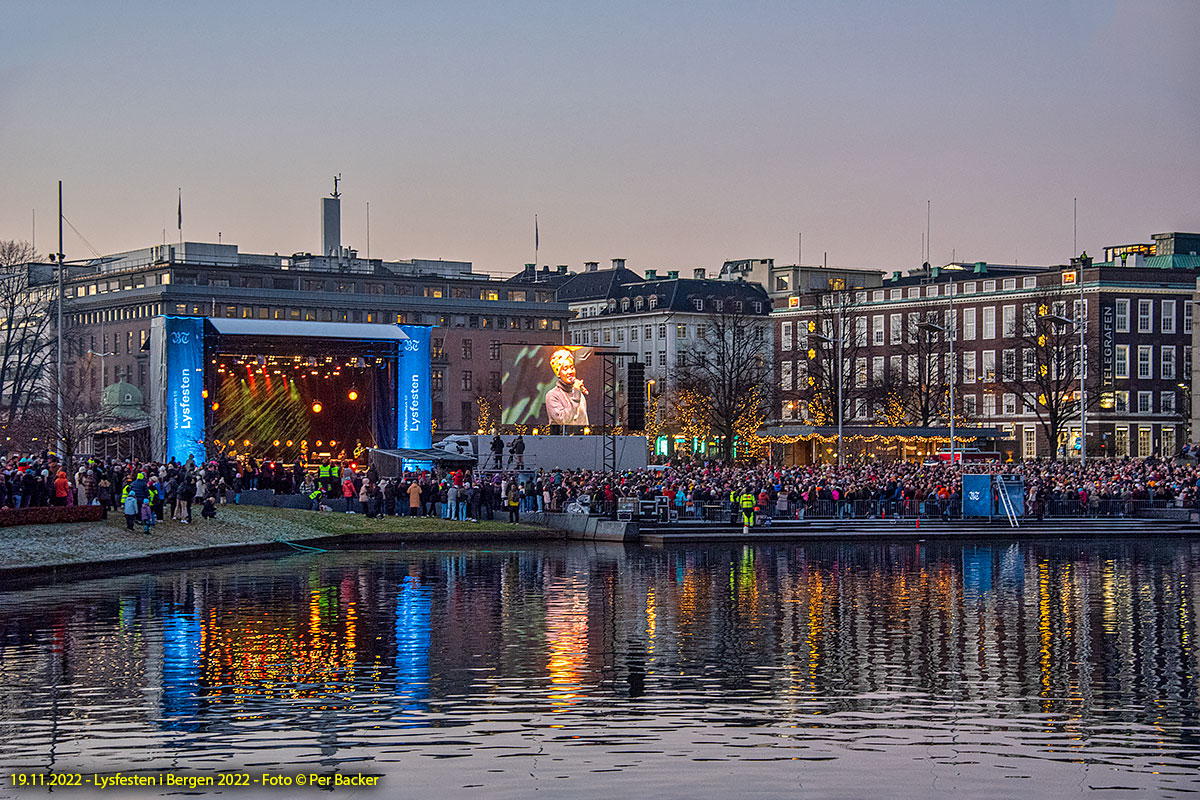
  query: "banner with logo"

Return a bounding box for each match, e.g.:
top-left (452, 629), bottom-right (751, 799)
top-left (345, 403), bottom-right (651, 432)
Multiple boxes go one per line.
top-left (397, 325), bottom-right (432, 451)
top-left (164, 316), bottom-right (206, 465)
top-left (961, 474), bottom-right (992, 518)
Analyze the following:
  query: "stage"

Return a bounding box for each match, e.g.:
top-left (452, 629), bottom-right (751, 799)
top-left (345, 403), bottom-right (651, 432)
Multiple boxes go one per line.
top-left (148, 317), bottom-right (432, 464)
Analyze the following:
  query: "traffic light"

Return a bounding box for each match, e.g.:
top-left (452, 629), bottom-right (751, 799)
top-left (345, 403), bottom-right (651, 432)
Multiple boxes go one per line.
top-left (627, 361), bottom-right (646, 430)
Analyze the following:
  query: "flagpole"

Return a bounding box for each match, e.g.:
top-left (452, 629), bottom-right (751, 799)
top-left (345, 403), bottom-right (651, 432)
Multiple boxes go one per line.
top-left (177, 188), bottom-right (182, 245)
top-left (534, 214), bottom-right (539, 267)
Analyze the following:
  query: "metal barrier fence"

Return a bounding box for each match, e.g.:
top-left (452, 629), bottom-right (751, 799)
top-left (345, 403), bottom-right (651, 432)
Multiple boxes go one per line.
top-left (577, 496), bottom-right (1187, 522)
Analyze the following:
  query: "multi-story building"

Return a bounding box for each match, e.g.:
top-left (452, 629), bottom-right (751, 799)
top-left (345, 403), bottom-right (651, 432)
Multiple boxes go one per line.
top-left (545, 262), bottom-right (772, 383)
top-left (45, 194), bottom-right (571, 436)
top-left (773, 233), bottom-right (1200, 462)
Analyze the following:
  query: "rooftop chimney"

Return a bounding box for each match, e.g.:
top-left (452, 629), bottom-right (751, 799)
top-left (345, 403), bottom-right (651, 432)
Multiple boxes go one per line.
top-left (558, 265), bottom-right (568, 274)
top-left (612, 258), bottom-right (626, 270)
top-left (321, 196), bottom-right (341, 257)
top-left (667, 270), bottom-right (679, 279)
top-left (645, 269), bottom-right (658, 280)
top-left (585, 261), bottom-right (599, 272)
top-left (693, 268), bottom-right (705, 279)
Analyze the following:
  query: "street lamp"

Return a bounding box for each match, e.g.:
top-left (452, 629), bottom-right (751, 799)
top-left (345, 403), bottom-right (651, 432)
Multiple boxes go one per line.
top-left (809, 329), bottom-right (843, 467)
top-left (1044, 312), bottom-right (1086, 464)
top-left (917, 319), bottom-right (955, 463)
top-left (87, 349), bottom-right (116, 395)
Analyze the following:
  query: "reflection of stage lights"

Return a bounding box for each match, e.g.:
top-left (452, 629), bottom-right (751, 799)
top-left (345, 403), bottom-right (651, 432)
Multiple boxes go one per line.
top-left (348, 390), bottom-right (358, 401)
top-left (286, 440), bottom-right (294, 447)
top-left (312, 401), bottom-right (323, 413)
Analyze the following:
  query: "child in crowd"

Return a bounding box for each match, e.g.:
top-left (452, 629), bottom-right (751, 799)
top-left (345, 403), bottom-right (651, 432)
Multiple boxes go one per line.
top-left (201, 495), bottom-right (217, 520)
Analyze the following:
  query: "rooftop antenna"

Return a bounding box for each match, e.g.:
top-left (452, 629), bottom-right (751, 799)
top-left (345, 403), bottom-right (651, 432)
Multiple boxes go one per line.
top-left (366, 201), bottom-right (370, 261)
top-left (927, 199), bottom-right (931, 266)
top-left (331, 174), bottom-right (342, 199)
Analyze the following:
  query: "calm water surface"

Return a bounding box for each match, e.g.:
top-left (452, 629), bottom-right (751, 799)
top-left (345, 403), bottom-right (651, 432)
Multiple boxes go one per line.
top-left (1, 539), bottom-right (1198, 798)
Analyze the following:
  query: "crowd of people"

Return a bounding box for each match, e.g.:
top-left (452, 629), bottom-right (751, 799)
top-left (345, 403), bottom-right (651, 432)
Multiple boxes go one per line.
top-left (4, 448), bottom-right (1199, 534)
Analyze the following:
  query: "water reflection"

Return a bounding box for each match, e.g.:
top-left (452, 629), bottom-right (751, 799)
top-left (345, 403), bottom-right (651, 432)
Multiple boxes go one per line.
top-left (0, 539), bottom-right (1198, 796)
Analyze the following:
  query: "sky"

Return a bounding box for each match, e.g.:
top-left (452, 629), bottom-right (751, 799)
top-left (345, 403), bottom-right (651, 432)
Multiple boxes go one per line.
top-left (2, 0), bottom-right (1197, 275)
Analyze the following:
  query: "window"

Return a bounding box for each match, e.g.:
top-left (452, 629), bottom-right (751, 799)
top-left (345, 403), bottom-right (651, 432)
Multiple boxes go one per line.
top-left (1186, 302), bottom-right (1194, 335)
top-left (631, 327), bottom-right (638, 342)
top-left (1002, 305), bottom-right (1016, 337)
top-left (963, 351), bottom-right (977, 383)
top-left (1003, 278), bottom-right (1016, 291)
top-left (855, 317), bottom-right (867, 344)
top-left (431, 369), bottom-right (444, 391)
top-left (489, 340), bottom-right (501, 360)
top-left (781, 361), bottom-right (793, 391)
top-left (963, 394), bottom-right (978, 416)
top-left (1115, 425), bottom-right (1129, 456)
top-left (461, 371), bottom-right (473, 391)
top-left (1022, 347), bottom-right (1036, 380)
top-left (873, 315), bottom-right (884, 345)
top-left (962, 308), bottom-right (976, 340)
top-left (890, 355), bottom-right (903, 380)
top-left (1003, 393), bottom-right (1017, 415)
top-left (645, 325), bottom-right (652, 340)
top-left (461, 339), bottom-right (472, 360)
top-left (890, 314), bottom-right (902, 344)
top-left (1162, 392), bottom-right (1176, 414)
top-left (853, 398), bottom-right (867, 419)
top-left (1137, 345), bottom-right (1153, 379)
top-left (890, 289), bottom-right (901, 300)
top-left (907, 312), bottom-right (918, 343)
top-left (983, 280), bottom-right (996, 293)
top-left (982, 350), bottom-right (996, 382)
top-left (1137, 427), bottom-right (1152, 458)
top-left (648, 295), bottom-right (659, 310)
top-left (693, 298), bottom-right (703, 311)
top-left (982, 307), bottom-right (996, 339)
top-left (1114, 299), bottom-right (1130, 333)
top-left (1002, 349), bottom-right (1016, 381)
top-left (855, 357), bottom-right (867, 387)
top-left (872, 355), bottom-right (884, 381)
top-left (927, 285), bottom-right (939, 298)
top-left (1162, 346), bottom-right (1176, 380)
top-left (603, 329), bottom-right (612, 344)
top-left (1023, 276), bottom-right (1037, 289)
top-left (658, 350), bottom-right (666, 367)
top-left (1138, 299), bottom-right (1153, 333)
top-left (963, 281), bottom-right (977, 294)
top-left (872, 290), bottom-right (884, 302)
top-left (1186, 346), bottom-right (1193, 377)
top-left (1162, 300), bottom-right (1176, 334)
top-left (1137, 391), bottom-right (1153, 414)
top-left (907, 287), bottom-right (919, 299)
top-left (1115, 344), bottom-right (1129, 378)
top-left (658, 324), bottom-right (667, 339)
top-left (983, 393), bottom-right (995, 417)
top-left (1163, 426), bottom-right (1176, 456)
top-left (1115, 391), bottom-right (1129, 413)
top-left (781, 322), bottom-right (793, 351)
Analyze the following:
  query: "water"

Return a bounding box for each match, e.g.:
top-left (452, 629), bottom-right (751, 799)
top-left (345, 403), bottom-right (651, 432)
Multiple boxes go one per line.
top-left (1, 539), bottom-right (1198, 798)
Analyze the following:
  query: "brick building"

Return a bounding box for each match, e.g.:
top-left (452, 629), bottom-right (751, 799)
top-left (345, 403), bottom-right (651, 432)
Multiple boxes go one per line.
top-left (773, 234), bottom-right (1200, 461)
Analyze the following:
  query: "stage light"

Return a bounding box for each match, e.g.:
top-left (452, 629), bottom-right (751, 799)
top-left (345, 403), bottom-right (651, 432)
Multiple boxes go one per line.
top-left (329, 440), bottom-right (336, 447)
top-left (348, 390), bottom-right (358, 401)
top-left (286, 440), bottom-right (294, 447)
top-left (201, 389), bottom-right (208, 399)
top-left (243, 439), bottom-right (251, 447)
top-left (273, 440), bottom-right (281, 447)
top-left (211, 402), bottom-right (220, 410)
top-left (316, 441), bottom-right (323, 447)
top-left (532, 428), bottom-right (539, 435)
top-left (228, 439), bottom-right (235, 446)
top-left (583, 427), bottom-right (591, 434)
top-left (312, 401), bottom-right (323, 413)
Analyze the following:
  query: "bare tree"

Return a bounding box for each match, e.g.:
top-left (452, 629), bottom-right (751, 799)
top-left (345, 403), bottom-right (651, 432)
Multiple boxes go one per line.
top-left (794, 292), bottom-right (879, 426)
top-left (0, 241), bottom-right (57, 427)
top-left (996, 285), bottom-right (1099, 459)
top-left (882, 301), bottom-right (957, 426)
top-left (672, 303), bottom-right (773, 462)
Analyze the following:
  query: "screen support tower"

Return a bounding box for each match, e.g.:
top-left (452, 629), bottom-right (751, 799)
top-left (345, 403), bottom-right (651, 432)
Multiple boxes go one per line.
top-left (601, 352), bottom-right (636, 477)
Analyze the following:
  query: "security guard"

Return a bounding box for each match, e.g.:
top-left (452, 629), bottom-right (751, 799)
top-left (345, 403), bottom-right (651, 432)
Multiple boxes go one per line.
top-left (308, 485), bottom-right (325, 511)
top-left (739, 487), bottom-right (757, 534)
top-left (318, 459), bottom-right (334, 495)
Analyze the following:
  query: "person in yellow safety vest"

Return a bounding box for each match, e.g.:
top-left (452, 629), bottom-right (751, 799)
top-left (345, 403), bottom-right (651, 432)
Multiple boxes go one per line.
top-left (318, 460), bottom-right (334, 494)
top-left (729, 487), bottom-right (739, 523)
top-left (308, 486), bottom-right (324, 511)
top-left (739, 488), bottom-right (756, 534)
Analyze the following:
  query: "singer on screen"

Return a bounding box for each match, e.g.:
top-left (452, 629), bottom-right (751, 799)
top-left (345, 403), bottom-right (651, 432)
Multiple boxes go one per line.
top-left (545, 348), bottom-right (589, 426)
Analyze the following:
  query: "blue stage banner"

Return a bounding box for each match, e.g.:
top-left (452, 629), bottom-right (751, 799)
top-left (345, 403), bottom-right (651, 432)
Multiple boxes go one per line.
top-left (962, 474), bottom-right (993, 518)
top-left (164, 316), bottom-right (206, 465)
top-left (397, 325), bottom-right (432, 451)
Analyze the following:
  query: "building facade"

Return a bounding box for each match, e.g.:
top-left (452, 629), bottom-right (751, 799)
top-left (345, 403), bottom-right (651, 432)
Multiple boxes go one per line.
top-left (773, 235), bottom-right (1200, 461)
